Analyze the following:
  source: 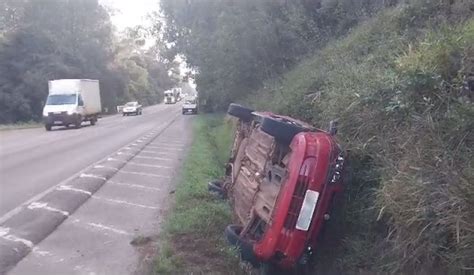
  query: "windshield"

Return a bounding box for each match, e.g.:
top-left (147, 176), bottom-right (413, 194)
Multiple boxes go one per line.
top-left (185, 100), bottom-right (196, 104)
top-left (46, 94), bottom-right (77, 105)
top-left (125, 102), bottom-right (137, 107)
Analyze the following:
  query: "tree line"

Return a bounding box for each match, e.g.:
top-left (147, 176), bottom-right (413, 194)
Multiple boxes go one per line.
top-left (0, 0), bottom-right (175, 123)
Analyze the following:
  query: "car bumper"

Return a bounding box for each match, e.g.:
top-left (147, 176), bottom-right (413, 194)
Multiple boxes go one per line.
top-left (43, 113), bottom-right (79, 125)
top-left (182, 108), bottom-right (197, 113)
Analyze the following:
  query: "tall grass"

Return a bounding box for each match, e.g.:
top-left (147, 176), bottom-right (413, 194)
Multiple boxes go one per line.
top-left (248, 5), bottom-right (473, 273)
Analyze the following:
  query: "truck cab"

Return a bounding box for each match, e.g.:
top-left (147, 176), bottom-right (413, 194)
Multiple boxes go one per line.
top-left (42, 79), bottom-right (101, 131)
top-left (164, 90), bottom-right (176, 104)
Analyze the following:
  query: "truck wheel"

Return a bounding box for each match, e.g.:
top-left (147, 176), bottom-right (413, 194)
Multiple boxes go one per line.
top-left (260, 116), bottom-right (309, 145)
top-left (45, 124), bottom-right (52, 131)
top-left (74, 117), bottom-right (82, 129)
top-left (225, 225), bottom-right (259, 266)
top-left (90, 118), bottom-right (96, 125)
top-left (227, 103), bottom-right (254, 122)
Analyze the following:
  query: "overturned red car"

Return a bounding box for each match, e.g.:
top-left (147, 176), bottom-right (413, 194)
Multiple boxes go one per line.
top-left (212, 104), bottom-right (347, 272)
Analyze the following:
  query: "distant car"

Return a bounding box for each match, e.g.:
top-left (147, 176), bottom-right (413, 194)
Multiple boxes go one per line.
top-left (122, 101), bottom-right (142, 116)
top-left (182, 98), bottom-right (198, 115)
top-left (215, 103), bottom-right (347, 272)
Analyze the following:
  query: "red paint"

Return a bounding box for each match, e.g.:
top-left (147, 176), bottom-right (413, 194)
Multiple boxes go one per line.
top-left (253, 131), bottom-right (345, 269)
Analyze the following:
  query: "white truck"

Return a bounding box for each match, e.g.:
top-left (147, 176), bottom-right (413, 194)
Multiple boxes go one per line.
top-left (164, 87), bottom-right (182, 104)
top-left (42, 79), bottom-right (102, 131)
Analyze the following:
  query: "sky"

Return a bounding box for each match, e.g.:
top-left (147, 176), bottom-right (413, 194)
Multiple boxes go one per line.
top-left (99, 0), bottom-right (195, 87)
top-left (99, 0), bottom-right (159, 31)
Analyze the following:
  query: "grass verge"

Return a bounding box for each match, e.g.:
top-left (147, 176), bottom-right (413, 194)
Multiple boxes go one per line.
top-left (0, 121), bottom-right (42, 131)
top-left (153, 114), bottom-right (243, 274)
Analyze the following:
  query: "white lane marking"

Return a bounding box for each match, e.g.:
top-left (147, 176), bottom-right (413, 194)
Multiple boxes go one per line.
top-left (92, 196), bottom-right (159, 210)
top-left (27, 202), bottom-right (69, 216)
top-left (127, 162), bottom-right (172, 169)
top-left (131, 143), bottom-right (138, 146)
top-left (117, 151), bottom-right (134, 156)
top-left (0, 227), bottom-right (34, 248)
top-left (32, 247), bottom-right (53, 257)
top-left (94, 165), bottom-right (119, 171)
top-left (108, 180), bottom-right (161, 192)
top-left (122, 147), bottom-right (133, 150)
top-left (72, 219), bottom-right (132, 236)
top-left (146, 148), bottom-right (183, 151)
top-left (152, 140), bottom-right (184, 145)
top-left (147, 142), bottom-right (186, 149)
top-left (140, 150), bottom-right (176, 155)
top-left (142, 151), bottom-right (175, 157)
top-left (134, 155), bottom-right (173, 161)
top-left (119, 170), bottom-right (171, 179)
top-left (56, 185), bottom-right (92, 196)
top-left (107, 157), bottom-right (126, 163)
top-left (80, 173), bottom-right (106, 181)
top-left (0, 112), bottom-right (180, 224)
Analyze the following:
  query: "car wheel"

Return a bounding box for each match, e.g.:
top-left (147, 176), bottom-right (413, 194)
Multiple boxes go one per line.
top-left (227, 103), bottom-right (254, 122)
top-left (260, 115), bottom-right (309, 145)
top-left (260, 263), bottom-right (281, 275)
top-left (225, 225), bottom-right (259, 266)
top-left (208, 180), bottom-right (226, 199)
top-left (45, 124), bottom-right (52, 131)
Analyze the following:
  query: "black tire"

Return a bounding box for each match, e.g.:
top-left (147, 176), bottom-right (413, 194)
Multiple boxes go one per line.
top-left (227, 103), bottom-right (254, 122)
top-left (260, 116), bottom-right (309, 145)
top-left (208, 180), bottom-right (226, 199)
top-left (45, 124), bottom-right (52, 131)
top-left (123, 113), bottom-right (126, 116)
top-left (90, 118), bottom-right (96, 125)
top-left (225, 225), bottom-right (259, 266)
top-left (260, 263), bottom-right (280, 275)
top-left (74, 117), bottom-right (82, 129)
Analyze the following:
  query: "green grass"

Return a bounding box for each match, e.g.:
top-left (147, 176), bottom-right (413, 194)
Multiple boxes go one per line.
top-left (153, 114), bottom-right (242, 274)
top-left (247, 5), bottom-right (474, 274)
top-left (0, 121), bottom-right (42, 131)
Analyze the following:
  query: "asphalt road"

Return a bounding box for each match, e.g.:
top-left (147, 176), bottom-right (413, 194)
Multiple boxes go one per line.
top-left (0, 103), bottom-right (181, 219)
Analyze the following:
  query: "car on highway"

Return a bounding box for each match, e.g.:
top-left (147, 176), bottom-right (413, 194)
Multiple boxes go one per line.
top-left (213, 104), bottom-right (347, 272)
top-left (182, 97), bottom-right (198, 114)
top-left (122, 101), bottom-right (142, 116)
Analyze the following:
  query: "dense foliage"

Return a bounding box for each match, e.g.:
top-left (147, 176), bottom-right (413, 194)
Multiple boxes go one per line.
top-left (160, 0), bottom-right (473, 273)
top-left (0, 0), bottom-right (174, 123)
top-left (160, 0), bottom-right (400, 111)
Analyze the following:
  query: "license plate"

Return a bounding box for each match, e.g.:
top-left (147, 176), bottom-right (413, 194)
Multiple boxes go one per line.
top-left (295, 190), bottom-right (320, 231)
top-left (54, 121), bottom-right (62, 124)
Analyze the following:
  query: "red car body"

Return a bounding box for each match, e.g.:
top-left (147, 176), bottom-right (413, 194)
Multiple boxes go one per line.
top-left (254, 131), bottom-right (344, 268)
top-left (222, 104), bottom-right (346, 270)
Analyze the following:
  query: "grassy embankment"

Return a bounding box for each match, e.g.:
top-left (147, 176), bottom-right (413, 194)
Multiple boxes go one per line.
top-left (0, 121), bottom-right (42, 131)
top-left (153, 115), bottom-right (243, 274)
top-left (155, 4), bottom-right (473, 274)
top-left (247, 4), bottom-right (473, 274)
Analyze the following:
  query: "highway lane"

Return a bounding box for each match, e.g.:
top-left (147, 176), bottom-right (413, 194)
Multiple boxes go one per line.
top-left (0, 103), bottom-right (182, 218)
